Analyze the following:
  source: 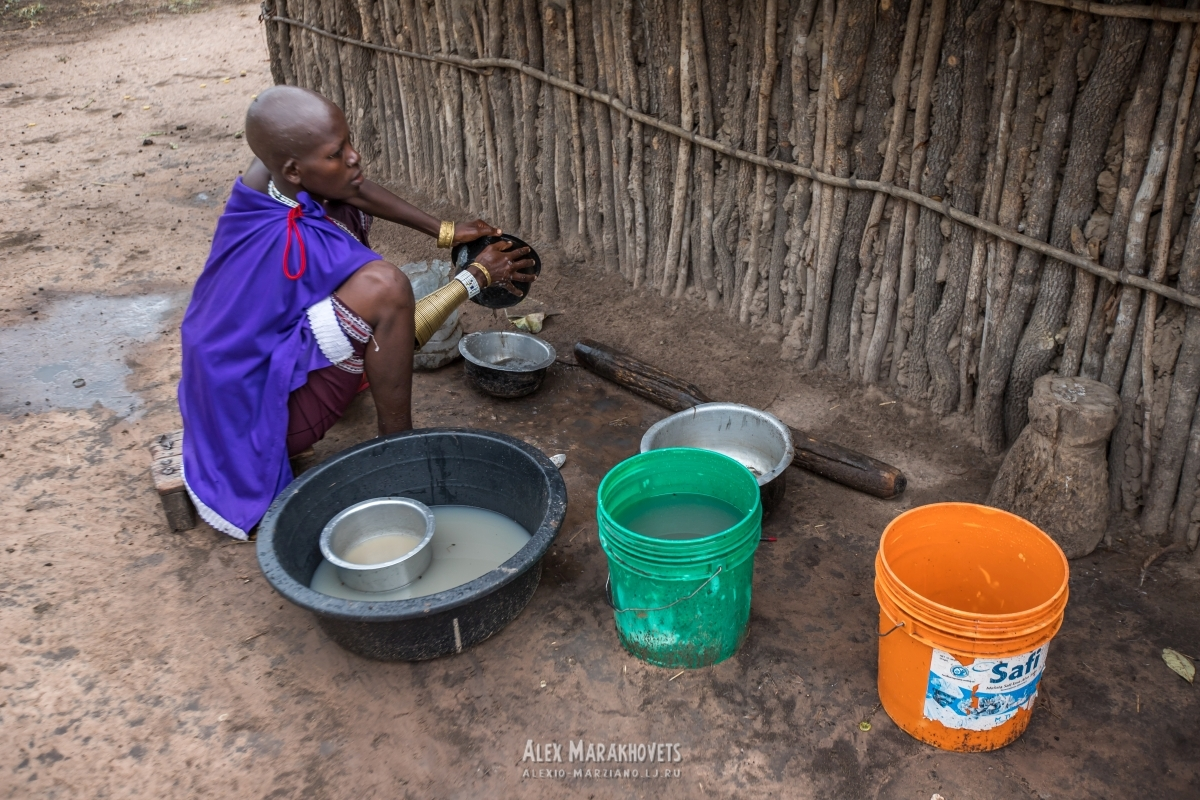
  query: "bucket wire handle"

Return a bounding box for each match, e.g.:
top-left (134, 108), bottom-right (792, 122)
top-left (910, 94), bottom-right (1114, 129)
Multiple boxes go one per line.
top-left (604, 566), bottom-right (723, 614)
top-left (878, 620), bottom-right (905, 638)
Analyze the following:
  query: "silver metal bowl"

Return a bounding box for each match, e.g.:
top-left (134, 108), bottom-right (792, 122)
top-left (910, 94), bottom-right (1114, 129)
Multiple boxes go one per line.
top-left (458, 331), bottom-right (557, 398)
top-left (640, 403), bottom-right (795, 513)
top-left (319, 498), bottom-right (436, 592)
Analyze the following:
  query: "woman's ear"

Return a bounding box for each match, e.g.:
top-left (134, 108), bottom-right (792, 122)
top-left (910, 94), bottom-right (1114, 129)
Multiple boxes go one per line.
top-left (281, 157), bottom-right (302, 187)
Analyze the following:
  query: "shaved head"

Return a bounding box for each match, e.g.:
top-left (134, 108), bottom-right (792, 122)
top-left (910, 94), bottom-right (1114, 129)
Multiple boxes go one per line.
top-left (245, 86), bottom-right (343, 171)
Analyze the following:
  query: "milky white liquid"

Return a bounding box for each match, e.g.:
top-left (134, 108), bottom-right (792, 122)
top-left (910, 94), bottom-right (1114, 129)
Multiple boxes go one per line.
top-left (310, 505), bottom-right (531, 601)
top-left (340, 533), bottom-right (424, 565)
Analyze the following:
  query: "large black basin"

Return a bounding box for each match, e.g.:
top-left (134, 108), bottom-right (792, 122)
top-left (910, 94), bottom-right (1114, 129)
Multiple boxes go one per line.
top-left (257, 428), bottom-right (568, 661)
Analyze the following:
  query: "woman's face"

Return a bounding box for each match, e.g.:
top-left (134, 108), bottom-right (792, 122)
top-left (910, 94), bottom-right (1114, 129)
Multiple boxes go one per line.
top-left (290, 108), bottom-right (364, 201)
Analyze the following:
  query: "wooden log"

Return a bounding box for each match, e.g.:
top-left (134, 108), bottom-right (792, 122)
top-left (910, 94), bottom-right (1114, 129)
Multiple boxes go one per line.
top-left (1139, 27), bottom-right (1200, 518)
top-left (147, 431), bottom-right (197, 533)
top-left (1077, 21), bottom-right (1176, 381)
top-left (927, 0), bottom-right (1003, 414)
top-left (1006, 13), bottom-right (1150, 437)
top-left (906, 0), bottom-right (968, 398)
top-left (573, 339), bottom-right (907, 499)
top-left (736, 0), bottom-right (780, 322)
top-left (889, 0), bottom-right (949, 384)
top-left (959, 7), bottom-right (1017, 413)
top-left (841, 0), bottom-right (910, 376)
top-left (975, 9), bottom-right (1087, 452)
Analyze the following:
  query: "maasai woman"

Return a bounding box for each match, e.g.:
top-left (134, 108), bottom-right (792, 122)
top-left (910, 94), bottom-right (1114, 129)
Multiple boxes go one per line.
top-left (178, 86), bottom-right (535, 539)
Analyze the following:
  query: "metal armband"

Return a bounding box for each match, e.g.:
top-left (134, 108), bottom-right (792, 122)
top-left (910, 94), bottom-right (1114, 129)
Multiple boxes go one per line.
top-left (412, 277), bottom-right (471, 348)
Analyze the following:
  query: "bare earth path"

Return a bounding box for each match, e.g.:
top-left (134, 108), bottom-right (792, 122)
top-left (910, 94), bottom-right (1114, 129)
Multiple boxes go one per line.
top-left (1, 5), bottom-right (1197, 799)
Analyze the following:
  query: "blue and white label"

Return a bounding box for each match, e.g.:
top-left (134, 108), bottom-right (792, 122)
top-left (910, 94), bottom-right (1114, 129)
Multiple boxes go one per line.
top-left (923, 645), bottom-right (1048, 731)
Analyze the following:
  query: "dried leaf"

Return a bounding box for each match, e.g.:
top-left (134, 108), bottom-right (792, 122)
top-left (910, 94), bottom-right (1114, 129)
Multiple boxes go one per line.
top-left (509, 312), bottom-right (545, 333)
top-left (1163, 648), bottom-right (1195, 683)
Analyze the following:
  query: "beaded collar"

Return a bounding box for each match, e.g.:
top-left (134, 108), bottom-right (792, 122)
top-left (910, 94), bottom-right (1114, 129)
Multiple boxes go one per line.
top-left (267, 179), bottom-right (356, 239)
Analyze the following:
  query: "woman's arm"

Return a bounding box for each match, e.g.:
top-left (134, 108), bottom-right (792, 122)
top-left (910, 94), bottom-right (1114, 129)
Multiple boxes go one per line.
top-left (345, 179), bottom-right (499, 244)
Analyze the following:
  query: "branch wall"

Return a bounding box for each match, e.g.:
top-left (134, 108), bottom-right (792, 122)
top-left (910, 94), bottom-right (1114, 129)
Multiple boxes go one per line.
top-left (263, 0), bottom-right (1200, 550)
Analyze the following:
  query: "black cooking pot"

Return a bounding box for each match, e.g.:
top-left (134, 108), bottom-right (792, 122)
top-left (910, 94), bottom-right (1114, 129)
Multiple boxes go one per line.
top-left (451, 233), bottom-right (541, 309)
top-left (256, 428), bottom-right (568, 660)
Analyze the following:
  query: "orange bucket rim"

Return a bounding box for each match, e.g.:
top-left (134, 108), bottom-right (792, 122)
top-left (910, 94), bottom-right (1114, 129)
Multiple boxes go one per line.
top-left (875, 573), bottom-right (1069, 644)
top-left (874, 557), bottom-right (1070, 633)
top-left (876, 502), bottom-right (1070, 624)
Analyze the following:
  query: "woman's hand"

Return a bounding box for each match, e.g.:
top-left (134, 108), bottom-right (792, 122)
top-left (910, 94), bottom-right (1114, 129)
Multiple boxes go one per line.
top-left (470, 240), bottom-right (537, 297)
top-left (453, 219), bottom-right (501, 244)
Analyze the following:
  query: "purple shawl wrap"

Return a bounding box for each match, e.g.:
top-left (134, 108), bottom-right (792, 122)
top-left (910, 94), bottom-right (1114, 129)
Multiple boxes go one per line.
top-left (179, 178), bottom-right (380, 538)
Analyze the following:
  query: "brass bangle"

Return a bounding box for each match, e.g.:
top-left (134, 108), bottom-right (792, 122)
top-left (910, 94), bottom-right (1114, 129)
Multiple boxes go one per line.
top-left (413, 280), bottom-right (469, 348)
top-left (437, 220), bottom-right (455, 249)
top-left (469, 261), bottom-right (491, 288)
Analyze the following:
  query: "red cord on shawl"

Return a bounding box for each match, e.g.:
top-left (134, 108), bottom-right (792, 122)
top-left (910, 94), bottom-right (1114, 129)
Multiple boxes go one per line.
top-left (282, 204), bottom-right (307, 280)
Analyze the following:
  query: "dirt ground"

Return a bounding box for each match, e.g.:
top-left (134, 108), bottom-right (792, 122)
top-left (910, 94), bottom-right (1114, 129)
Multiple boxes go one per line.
top-left (2, 4), bottom-right (1198, 798)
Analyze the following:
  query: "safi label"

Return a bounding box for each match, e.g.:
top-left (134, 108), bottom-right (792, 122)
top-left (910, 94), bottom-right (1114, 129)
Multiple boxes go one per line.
top-left (923, 646), bottom-right (1048, 730)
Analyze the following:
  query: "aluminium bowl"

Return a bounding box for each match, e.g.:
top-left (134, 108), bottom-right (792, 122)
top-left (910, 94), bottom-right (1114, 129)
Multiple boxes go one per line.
top-left (459, 330), bottom-right (557, 399)
top-left (640, 402), bottom-right (795, 515)
top-left (319, 497), bottom-right (436, 593)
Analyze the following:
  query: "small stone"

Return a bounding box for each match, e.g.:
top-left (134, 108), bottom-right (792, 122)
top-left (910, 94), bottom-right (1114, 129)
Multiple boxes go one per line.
top-left (175, 124), bottom-right (187, 130)
top-left (142, 138), bottom-right (154, 146)
top-left (112, 111), bottom-right (122, 118)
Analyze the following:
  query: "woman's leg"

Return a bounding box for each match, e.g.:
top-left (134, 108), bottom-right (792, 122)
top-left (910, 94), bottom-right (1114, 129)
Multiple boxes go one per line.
top-left (330, 260), bottom-right (416, 435)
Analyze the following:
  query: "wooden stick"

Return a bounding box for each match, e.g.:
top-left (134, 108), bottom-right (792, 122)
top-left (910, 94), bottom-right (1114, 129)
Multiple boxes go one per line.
top-left (1076, 21), bottom-right (1177, 381)
top-left (804, 0), bottom-right (873, 367)
top-left (565, 0), bottom-right (588, 242)
top-left (1036, 0), bottom-right (1200, 23)
top-left (890, 0), bottom-right (949, 383)
top-left (1140, 25), bottom-right (1200, 536)
top-left (663, 7), bottom-right (694, 299)
top-left (687, 0), bottom-right (719, 307)
top-left (1103, 24), bottom-right (1196, 391)
top-left (976, 9), bottom-right (1087, 452)
top-left (858, 0), bottom-right (926, 274)
top-left (959, 7), bottom-right (1016, 412)
top-left (806, 0), bottom-right (834, 333)
top-left (573, 340), bottom-right (908, 498)
top-left (909, 0), bottom-right (971, 398)
top-left (738, 0), bottom-right (780, 323)
top-left (1006, 11), bottom-right (1152, 438)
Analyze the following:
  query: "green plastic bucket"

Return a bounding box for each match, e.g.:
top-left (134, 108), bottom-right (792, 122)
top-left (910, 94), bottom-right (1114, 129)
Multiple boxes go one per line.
top-left (597, 448), bottom-right (762, 668)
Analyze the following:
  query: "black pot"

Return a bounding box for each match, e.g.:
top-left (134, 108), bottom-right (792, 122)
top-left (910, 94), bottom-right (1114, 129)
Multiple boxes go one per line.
top-left (451, 233), bottom-right (541, 309)
top-left (464, 359), bottom-right (547, 399)
top-left (458, 330), bottom-right (558, 400)
top-left (256, 428), bottom-right (568, 661)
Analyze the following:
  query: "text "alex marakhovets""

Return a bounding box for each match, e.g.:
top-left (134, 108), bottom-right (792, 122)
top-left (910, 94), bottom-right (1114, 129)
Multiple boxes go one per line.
top-left (523, 740), bottom-right (683, 764)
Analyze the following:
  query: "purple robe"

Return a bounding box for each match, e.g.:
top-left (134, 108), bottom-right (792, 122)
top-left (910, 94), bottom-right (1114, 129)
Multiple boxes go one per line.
top-left (179, 178), bottom-right (380, 538)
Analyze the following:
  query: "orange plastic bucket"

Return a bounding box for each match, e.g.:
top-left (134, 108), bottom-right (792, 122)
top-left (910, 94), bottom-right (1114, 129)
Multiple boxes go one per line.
top-left (874, 503), bottom-right (1069, 751)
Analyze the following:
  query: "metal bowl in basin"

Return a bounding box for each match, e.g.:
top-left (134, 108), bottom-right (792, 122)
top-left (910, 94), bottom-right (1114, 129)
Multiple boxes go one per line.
top-left (320, 498), bottom-right (436, 593)
top-left (640, 403), bottom-right (794, 515)
top-left (459, 330), bottom-right (557, 399)
top-left (257, 428), bottom-right (568, 661)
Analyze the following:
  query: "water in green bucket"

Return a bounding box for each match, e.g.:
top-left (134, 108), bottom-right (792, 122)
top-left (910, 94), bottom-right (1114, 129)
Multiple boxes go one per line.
top-left (619, 493), bottom-right (744, 540)
top-left (597, 448), bottom-right (762, 668)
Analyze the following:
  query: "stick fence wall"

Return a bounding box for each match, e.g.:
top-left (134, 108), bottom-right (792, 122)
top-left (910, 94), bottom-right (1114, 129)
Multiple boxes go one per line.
top-left (264, 0), bottom-right (1200, 550)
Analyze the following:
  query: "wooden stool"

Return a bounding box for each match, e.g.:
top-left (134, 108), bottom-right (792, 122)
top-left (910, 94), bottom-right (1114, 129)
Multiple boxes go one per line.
top-left (148, 430), bottom-right (197, 532)
top-left (987, 375), bottom-right (1121, 559)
